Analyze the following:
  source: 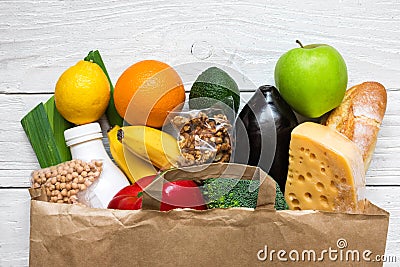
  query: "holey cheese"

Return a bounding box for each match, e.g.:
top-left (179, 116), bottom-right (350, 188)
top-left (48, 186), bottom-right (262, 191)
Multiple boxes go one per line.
top-left (285, 122), bottom-right (366, 213)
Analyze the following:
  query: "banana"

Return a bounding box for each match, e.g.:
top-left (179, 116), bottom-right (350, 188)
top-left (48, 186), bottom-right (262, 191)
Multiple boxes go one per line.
top-left (108, 125), bottom-right (157, 183)
top-left (118, 126), bottom-right (181, 169)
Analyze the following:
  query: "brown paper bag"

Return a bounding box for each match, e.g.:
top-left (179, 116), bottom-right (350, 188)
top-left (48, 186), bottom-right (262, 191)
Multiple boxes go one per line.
top-left (29, 163), bottom-right (389, 266)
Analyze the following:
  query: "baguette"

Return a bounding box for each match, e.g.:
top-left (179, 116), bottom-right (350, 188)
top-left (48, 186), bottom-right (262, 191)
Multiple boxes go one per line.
top-left (325, 82), bottom-right (387, 172)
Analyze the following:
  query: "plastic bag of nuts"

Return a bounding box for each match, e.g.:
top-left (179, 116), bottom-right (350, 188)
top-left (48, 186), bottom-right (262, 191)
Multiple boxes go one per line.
top-left (169, 109), bottom-right (234, 167)
top-left (30, 159), bottom-right (102, 205)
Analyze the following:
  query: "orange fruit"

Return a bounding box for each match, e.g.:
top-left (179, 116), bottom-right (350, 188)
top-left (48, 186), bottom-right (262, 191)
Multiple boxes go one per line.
top-left (114, 60), bottom-right (185, 128)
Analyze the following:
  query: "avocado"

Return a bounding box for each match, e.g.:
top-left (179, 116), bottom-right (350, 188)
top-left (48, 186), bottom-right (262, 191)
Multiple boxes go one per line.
top-left (189, 67), bottom-right (240, 113)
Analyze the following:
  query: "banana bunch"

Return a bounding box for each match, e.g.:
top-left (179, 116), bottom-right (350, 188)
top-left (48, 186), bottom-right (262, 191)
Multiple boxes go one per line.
top-left (117, 126), bottom-right (181, 170)
top-left (107, 125), bottom-right (158, 183)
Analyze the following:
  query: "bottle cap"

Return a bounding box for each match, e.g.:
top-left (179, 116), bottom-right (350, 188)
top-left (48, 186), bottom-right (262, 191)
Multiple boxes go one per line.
top-left (64, 123), bottom-right (103, 147)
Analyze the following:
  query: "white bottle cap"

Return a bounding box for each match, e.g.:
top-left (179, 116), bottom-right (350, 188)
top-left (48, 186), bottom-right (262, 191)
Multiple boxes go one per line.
top-left (64, 123), bottom-right (103, 147)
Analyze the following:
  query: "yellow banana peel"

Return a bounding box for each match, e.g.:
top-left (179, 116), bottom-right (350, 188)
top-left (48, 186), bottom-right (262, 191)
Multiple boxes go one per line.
top-left (107, 125), bottom-right (157, 183)
top-left (117, 125), bottom-right (180, 170)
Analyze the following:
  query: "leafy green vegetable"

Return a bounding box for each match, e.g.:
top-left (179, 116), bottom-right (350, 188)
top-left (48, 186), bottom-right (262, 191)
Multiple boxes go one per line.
top-left (44, 96), bottom-right (72, 162)
top-left (21, 103), bottom-right (63, 168)
top-left (85, 50), bottom-right (123, 126)
top-left (201, 178), bottom-right (288, 210)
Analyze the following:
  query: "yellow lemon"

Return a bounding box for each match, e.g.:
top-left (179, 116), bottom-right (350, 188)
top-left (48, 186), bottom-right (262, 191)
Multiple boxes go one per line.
top-left (55, 60), bottom-right (110, 125)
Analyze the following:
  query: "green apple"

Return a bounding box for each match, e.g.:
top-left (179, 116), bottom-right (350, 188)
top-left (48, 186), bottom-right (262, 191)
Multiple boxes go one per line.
top-left (274, 40), bottom-right (348, 118)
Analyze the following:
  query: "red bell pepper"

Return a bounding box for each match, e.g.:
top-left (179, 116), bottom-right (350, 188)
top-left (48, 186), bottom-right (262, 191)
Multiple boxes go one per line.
top-left (107, 175), bottom-right (207, 211)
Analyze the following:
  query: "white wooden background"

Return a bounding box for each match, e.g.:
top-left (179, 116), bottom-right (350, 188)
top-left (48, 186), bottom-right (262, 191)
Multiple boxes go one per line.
top-left (1, 0), bottom-right (400, 266)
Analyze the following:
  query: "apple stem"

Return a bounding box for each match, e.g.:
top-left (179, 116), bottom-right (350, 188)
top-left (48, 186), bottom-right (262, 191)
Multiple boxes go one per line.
top-left (296, 40), bottom-right (304, 48)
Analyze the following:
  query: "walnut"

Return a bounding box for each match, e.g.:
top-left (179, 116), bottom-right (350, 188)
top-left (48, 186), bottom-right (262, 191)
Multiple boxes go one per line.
top-left (172, 112), bottom-right (232, 167)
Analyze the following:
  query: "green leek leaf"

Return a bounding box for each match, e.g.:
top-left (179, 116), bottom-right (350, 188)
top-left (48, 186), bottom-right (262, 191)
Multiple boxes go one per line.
top-left (85, 50), bottom-right (123, 126)
top-left (44, 96), bottom-right (72, 162)
top-left (21, 103), bottom-right (63, 168)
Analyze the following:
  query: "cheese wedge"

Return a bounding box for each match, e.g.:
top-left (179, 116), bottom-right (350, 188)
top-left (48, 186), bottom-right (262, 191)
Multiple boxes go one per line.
top-left (285, 122), bottom-right (365, 212)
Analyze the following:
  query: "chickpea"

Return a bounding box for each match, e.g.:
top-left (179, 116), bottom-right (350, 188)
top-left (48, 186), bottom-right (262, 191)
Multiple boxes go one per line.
top-left (33, 175), bottom-right (40, 182)
top-left (61, 189), bottom-right (68, 197)
top-left (32, 171), bottom-right (39, 178)
top-left (95, 161), bottom-right (103, 167)
top-left (31, 159), bottom-right (103, 206)
top-left (76, 166), bottom-right (84, 173)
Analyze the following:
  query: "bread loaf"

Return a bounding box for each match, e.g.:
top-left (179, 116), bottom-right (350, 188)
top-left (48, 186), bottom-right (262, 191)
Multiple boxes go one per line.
top-left (325, 82), bottom-right (387, 172)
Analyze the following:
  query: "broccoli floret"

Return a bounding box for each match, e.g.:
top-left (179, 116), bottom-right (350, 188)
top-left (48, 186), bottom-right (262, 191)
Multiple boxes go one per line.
top-left (274, 182), bottom-right (289, 210)
top-left (201, 179), bottom-right (259, 209)
top-left (201, 178), bottom-right (288, 210)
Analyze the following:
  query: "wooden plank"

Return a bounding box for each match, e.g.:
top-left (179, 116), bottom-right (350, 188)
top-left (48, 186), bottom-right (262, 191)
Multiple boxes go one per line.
top-left (0, 0), bottom-right (400, 94)
top-left (1, 90), bottom-right (399, 187)
top-left (0, 187), bottom-right (399, 266)
top-left (0, 189), bottom-right (31, 267)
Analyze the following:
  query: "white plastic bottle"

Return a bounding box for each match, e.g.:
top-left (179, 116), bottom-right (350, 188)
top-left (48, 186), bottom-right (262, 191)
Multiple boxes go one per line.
top-left (64, 123), bottom-right (129, 208)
